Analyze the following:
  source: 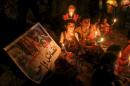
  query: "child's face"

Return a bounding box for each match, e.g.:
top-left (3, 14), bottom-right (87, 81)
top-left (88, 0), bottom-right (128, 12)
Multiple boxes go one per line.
top-left (104, 19), bottom-right (107, 23)
top-left (66, 23), bottom-right (75, 32)
top-left (91, 24), bottom-right (96, 29)
top-left (82, 19), bottom-right (90, 27)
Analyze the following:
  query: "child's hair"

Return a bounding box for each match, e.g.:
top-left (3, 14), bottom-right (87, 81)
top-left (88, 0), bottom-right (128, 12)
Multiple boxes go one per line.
top-left (65, 19), bottom-right (75, 26)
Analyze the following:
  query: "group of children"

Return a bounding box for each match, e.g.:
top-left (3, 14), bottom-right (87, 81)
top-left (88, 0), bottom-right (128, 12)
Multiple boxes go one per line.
top-left (60, 4), bottom-right (112, 53)
top-left (60, 17), bottom-right (111, 53)
top-left (55, 4), bottom-right (130, 86)
top-left (60, 4), bottom-right (130, 81)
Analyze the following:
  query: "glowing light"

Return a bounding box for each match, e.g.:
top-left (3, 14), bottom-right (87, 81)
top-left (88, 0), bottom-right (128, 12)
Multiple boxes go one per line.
top-left (100, 37), bottom-right (104, 42)
top-left (121, 0), bottom-right (130, 6)
top-left (112, 18), bottom-right (117, 25)
top-left (68, 5), bottom-right (75, 17)
top-left (106, 0), bottom-right (117, 6)
top-left (62, 43), bottom-right (67, 53)
top-left (113, 18), bottom-right (117, 23)
top-left (69, 12), bottom-right (74, 17)
top-left (98, 37), bottom-right (104, 43)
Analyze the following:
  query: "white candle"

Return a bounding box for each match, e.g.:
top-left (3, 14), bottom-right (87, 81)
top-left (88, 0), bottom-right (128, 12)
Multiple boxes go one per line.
top-left (62, 43), bottom-right (67, 53)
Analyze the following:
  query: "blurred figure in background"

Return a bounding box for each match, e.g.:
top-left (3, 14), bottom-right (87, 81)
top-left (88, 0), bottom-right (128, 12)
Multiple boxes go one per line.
top-left (75, 17), bottom-right (91, 41)
top-left (100, 18), bottom-right (111, 36)
top-left (92, 52), bottom-right (123, 86)
top-left (87, 21), bottom-right (101, 44)
top-left (106, 44), bottom-right (122, 58)
top-left (63, 4), bottom-right (79, 24)
top-left (115, 31), bottom-right (130, 76)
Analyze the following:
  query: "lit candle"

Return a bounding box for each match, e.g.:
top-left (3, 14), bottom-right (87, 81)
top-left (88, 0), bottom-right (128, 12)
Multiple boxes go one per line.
top-left (96, 37), bottom-right (105, 46)
top-left (99, 37), bottom-right (104, 43)
top-left (62, 43), bottom-right (67, 53)
top-left (112, 18), bottom-right (117, 25)
top-left (113, 18), bottom-right (117, 23)
top-left (69, 12), bottom-right (73, 17)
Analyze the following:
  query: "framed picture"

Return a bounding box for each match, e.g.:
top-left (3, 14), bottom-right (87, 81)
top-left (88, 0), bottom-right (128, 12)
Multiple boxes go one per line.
top-left (4, 23), bottom-right (61, 83)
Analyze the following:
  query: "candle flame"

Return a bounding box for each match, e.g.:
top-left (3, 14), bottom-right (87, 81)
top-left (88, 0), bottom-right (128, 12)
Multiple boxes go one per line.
top-left (69, 12), bottom-right (73, 17)
top-left (100, 37), bottom-right (104, 42)
top-left (98, 37), bottom-right (104, 43)
top-left (113, 18), bottom-right (117, 23)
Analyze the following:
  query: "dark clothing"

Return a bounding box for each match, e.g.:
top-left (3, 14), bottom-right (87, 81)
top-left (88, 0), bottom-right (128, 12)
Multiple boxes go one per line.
top-left (63, 31), bottom-right (80, 53)
top-left (17, 0), bottom-right (40, 29)
top-left (92, 53), bottom-right (122, 86)
top-left (92, 65), bottom-right (122, 86)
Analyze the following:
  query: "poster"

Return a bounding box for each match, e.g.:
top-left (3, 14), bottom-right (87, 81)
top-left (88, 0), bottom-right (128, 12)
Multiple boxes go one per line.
top-left (3, 23), bottom-right (61, 83)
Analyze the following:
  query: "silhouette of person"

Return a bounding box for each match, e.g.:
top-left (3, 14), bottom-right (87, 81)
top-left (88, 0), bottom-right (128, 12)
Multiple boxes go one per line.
top-left (92, 52), bottom-right (123, 86)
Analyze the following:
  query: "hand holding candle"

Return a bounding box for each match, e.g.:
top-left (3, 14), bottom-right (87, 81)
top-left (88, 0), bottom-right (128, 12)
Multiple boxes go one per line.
top-left (96, 37), bottom-right (105, 46)
top-left (99, 37), bottom-right (104, 43)
top-left (62, 43), bottom-right (67, 53)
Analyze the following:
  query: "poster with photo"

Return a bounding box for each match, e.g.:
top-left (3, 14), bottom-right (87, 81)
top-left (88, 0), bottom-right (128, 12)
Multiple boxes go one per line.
top-left (4, 23), bottom-right (61, 83)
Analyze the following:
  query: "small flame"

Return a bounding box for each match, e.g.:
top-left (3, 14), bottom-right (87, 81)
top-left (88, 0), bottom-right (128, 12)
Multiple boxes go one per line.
top-left (98, 37), bottom-right (104, 43)
top-left (69, 12), bottom-right (73, 17)
top-left (100, 37), bottom-right (104, 42)
top-left (113, 18), bottom-right (117, 23)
